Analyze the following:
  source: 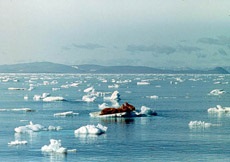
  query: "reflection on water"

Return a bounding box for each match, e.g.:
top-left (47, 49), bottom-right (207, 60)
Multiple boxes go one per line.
top-left (14, 132), bottom-right (39, 143)
top-left (99, 117), bottom-right (135, 124)
top-left (75, 134), bottom-right (107, 144)
top-left (42, 152), bottom-right (67, 162)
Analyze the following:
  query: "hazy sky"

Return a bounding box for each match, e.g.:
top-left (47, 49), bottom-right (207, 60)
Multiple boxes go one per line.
top-left (0, 0), bottom-right (230, 68)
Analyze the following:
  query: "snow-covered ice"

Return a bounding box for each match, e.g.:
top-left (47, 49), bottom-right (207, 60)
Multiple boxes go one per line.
top-left (74, 124), bottom-right (107, 135)
top-left (41, 139), bottom-right (67, 154)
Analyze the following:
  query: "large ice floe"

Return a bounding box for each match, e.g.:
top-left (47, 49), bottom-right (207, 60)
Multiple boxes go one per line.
top-left (14, 121), bottom-right (62, 133)
top-left (41, 139), bottom-right (76, 154)
top-left (90, 103), bottom-right (157, 118)
top-left (74, 124), bottom-right (107, 135)
top-left (207, 105), bottom-right (230, 113)
top-left (188, 121), bottom-right (221, 129)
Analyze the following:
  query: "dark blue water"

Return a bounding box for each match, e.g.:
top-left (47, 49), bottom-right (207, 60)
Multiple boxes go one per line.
top-left (0, 73), bottom-right (229, 162)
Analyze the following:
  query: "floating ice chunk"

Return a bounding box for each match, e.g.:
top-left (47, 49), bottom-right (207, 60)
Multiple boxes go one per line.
top-left (14, 121), bottom-right (61, 133)
top-left (67, 149), bottom-right (77, 153)
top-left (8, 140), bottom-right (27, 146)
top-left (110, 90), bottom-right (120, 100)
top-left (52, 88), bottom-right (60, 91)
top-left (69, 83), bottom-right (80, 87)
top-left (28, 86), bottom-right (34, 91)
top-left (147, 95), bottom-right (159, 99)
top-left (139, 106), bottom-right (157, 116)
top-left (0, 108), bottom-right (34, 112)
top-left (48, 126), bottom-right (62, 131)
top-left (82, 95), bottom-right (96, 102)
top-left (33, 95), bottom-right (42, 101)
top-left (209, 89), bottom-right (225, 96)
top-left (54, 111), bottom-right (79, 117)
top-left (42, 93), bottom-right (50, 98)
top-left (8, 87), bottom-right (26, 90)
top-left (207, 105), bottom-right (230, 113)
top-left (41, 139), bottom-right (67, 154)
top-left (74, 124), bottom-right (107, 135)
top-left (24, 95), bottom-right (29, 100)
top-left (43, 96), bottom-right (65, 102)
top-left (84, 86), bottom-right (94, 93)
top-left (111, 100), bottom-right (120, 108)
top-left (11, 108), bottom-right (34, 112)
top-left (137, 81), bottom-right (150, 85)
top-left (98, 103), bottom-right (109, 109)
top-left (188, 121), bottom-right (221, 128)
top-left (108, 84), bottom-right (119, 88)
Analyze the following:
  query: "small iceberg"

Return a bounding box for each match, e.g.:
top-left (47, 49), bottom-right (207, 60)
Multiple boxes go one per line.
top-left (54, 111), bottom-right (79, 117)
top-left (8, 140), bottom-right (28, 146)
top-left (188, 121), bottom-right (221, 129)
top-left (209, 89), bottom-right (225, 96)
top-left (207, 105), bottom-right (230, 113)
top-left (74, 124), bottom-right (107, 135)
top-left (41, 139), bottom-right (67, 154)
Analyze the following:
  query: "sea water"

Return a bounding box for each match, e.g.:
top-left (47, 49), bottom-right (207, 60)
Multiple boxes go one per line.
top-left (0, 73), bottom-right (229, 162)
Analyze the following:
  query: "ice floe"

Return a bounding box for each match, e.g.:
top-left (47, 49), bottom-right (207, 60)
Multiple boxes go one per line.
top-left (14, 121), bottom-right (62, 133)
top-left (74, 124), bottom-right (107, 135)
top-left (8, 87), bottom-right (26, 90)
top-left (137, 81), bottom-right (150, 85)
top-left (8, 140), bottom-right (28, 146)
top-left (207, 105), bottom-right (230, 113)
top-left (0, 108), bottom-right (34, 112)
top-left (43, 96), bottom-right (65, 102)
top-left (82, 95), bottom-right (96, 102)
top-left (208, 89), bottom-right (225, 96)
top-left (54, 111), bottom-right (79, 117)
top-left (147, 95), bottom-right (159, 99)
top-left (83, 86), bottom-right (94, 93)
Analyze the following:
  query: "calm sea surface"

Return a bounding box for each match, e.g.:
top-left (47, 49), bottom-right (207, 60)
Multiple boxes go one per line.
top-left (0, 73), bottom-right (229, 162)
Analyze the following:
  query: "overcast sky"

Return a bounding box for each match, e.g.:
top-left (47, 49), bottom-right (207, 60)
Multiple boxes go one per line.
top-left (0, 0), bottom-right (229, 68)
